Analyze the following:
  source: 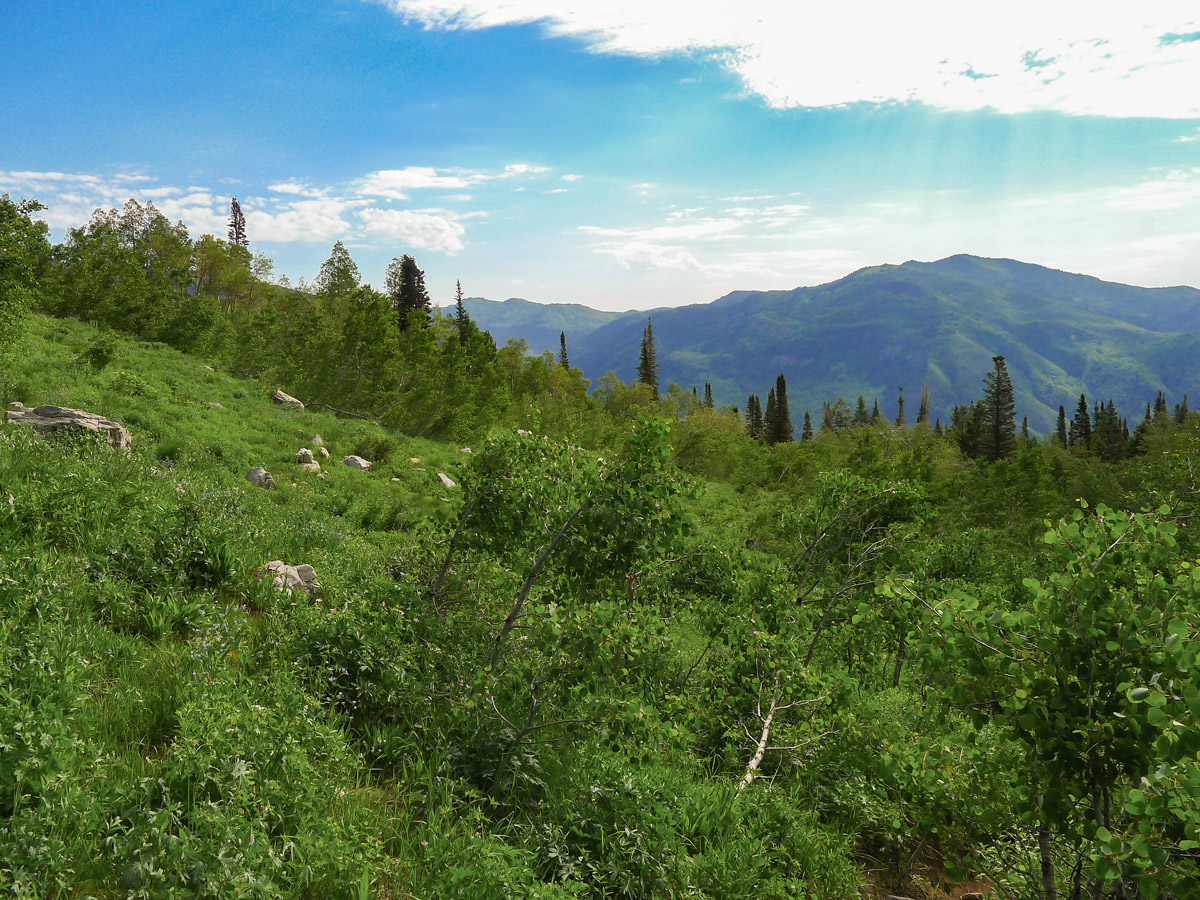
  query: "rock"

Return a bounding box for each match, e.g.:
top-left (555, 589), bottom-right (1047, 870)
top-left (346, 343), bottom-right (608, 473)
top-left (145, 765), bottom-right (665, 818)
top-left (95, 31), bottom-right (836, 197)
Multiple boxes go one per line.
top-left (299, 461), bottom-right (320, 473)
top-left (297, 447), bottom-right (315, 464)
top-left (459, 447), bottom-right (472, 454)
top-left (258, 560), bottom-right (320, 596)
top-left (208, 401), bottom-right (223, 409)
top-left (270, 389), bottom-right (304, 410)
top-left (318, 447), bottom-right (329, 459)
top-left (517, 429), bottom-right (532, 436)
top-left (5, 405), bottom-right (131, 450)
top-left (317, 472), bottom-right (328, 479)
top-left (246, 467), bottom-right (275, 488)
top-left (311, 434), bottom-right (324, 446)
top-left (9, 401), bottom-right (24, 409)
top-left (391, 477), bottom-right (401, 482)
top-left (203, 365), bottom-right (215, 372)
top-left (342, 455), bottom-right (372, 471)
top-left (408, 457), bottom-right (421, 463)
top-left (437, 473), bottom-right (456, 488)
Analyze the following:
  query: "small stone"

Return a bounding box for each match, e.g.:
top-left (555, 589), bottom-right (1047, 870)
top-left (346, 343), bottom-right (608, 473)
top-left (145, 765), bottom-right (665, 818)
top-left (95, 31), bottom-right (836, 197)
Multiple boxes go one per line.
top-left (9, 401), bottom-right (24, 410)
top-left (258, 560), bottom-right (320, 596)
top-left (318, 447), bottom-right (330, 459)
top-left (408, 457), bottom-right (421, 463)
top-left (311, 434), bottom-right (324, 446)
top-left (437, 473), bottom-right (456, 488)
top-left (208, 401), bottom-right (223, 409)
top-left (459, 447), bottom-right (472, 454)
top-left (246, 467), bottom-right (274, 488)
top-left (343, 455), bottom-right (372, 471)
top-left (517, 429), bottom-right (532, 436)
top-left (391, 477), bottom-right (401, 482)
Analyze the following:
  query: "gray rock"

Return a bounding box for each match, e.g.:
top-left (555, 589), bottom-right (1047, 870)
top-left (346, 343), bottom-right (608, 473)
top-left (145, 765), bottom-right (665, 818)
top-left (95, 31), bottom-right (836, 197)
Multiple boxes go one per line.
top-left (5, 405), bottom-right (131, 450)
top-left (459, 447), bottom-right (472, 454)
top-left (318, 446), bottom-right (330, 459)
top-left (297, 447), bottom-right (315, 464)
top-left (270, 389), bottom-right (304, 410)
top-left (259, 560), bottom-right (320, 596)
top-left (517, 429), bottom-right (532, 436)
top-left (299, 461), bottom-right (320, 473)
top-left (246, 467), bottom-right (275, 488)
top-left (311, 434), bottom-right (324, 446)
top-left (9, 401), bottom-right (24, 410)
top-left (208, 401), bottom-right (223, 409)
top-left (437, 472), bottom-right (456, 488)
top-left (342, 455), bottom-right (372, 471)
top-left (408, 457), bottom-right (421, 463)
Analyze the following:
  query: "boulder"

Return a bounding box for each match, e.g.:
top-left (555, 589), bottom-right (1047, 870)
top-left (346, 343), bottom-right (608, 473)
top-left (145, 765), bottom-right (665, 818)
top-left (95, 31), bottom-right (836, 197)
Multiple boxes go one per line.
top-left (9, 401), bottom-right (24, 410)
top-left (318, 446), bottom-right (330, 459)
top-left (208, 401), bottom-right (223, 409)
top-left (246, 467), bottom-right (275, 488)
top-left (258, 560), bottom-right (320, 596)
top-left (297, 447), bottom-right (315, 464)
top-left (5, 405), bottom-right (131, 450)
top-left (437, 472), bottom-right (456, 488)
top-left (299, 461), bottom-right (320, 473)
top-left (270, 389), bottom-right (304, 410)
top-left (311, 434), bottom-right (324, 446)
top-left (343, 455), bottom-right (372, 471)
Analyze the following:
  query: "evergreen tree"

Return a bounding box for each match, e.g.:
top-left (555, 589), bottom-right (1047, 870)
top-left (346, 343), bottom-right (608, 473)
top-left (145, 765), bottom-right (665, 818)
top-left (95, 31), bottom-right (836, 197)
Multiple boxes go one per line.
top-left (801, 411), bottom-right (813, 441)
top-left (871, 399), bottom-right (881, 423)
top-left (894, 387), bottom-right (906, 428)
top-left (704, 382), bottom-right (714, 409)
top-left (1055, 404), bottom-right (1068, 447)
top-left (1071, 393), bottom-right (1092, 449)
top-left (765, 389), bottom-right (778, 444)
top-left (227, 198), bottom-right (248, 247)
top-left (1154, 390), bottom-right (1168, 422)
top-left (745, 394), bottom-right (764, 440)
top-left (934, 418), bottom-right (943, 436)
top-left (637, 318), bottom-right (660, 399)
top-left (821, 400), bottom-right (833, 433)
top-left (854, 395), bottom-right (869, 426)
top-left (1095, 399), bottom-right (1124, 462)
top-left (558, 330), bottom-right (570, 369)
top-left (771, 373), bottom-right (793, 442)
top-left (1175, 394), bottom-right (1189, 424)
top-left (454, 280), bottom-right (471, 346)
top-left (979, 355), bottom-right (1017, 462)
top-left (386, 254), bottom-right (431, 331)
top-left (916, 384), bottom-right (931, 425)
top-left (314, 240), bottom-right (360, 313)
top-left (828, 397), bottom-right (852, 432)
top-left (1020, 416), bottom-right (1029, 441)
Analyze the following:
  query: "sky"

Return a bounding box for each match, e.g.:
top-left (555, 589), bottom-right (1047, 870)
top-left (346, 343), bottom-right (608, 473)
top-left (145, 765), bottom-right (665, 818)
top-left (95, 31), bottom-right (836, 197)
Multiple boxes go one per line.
top-left (2, 1), bottom-right (1199, 311)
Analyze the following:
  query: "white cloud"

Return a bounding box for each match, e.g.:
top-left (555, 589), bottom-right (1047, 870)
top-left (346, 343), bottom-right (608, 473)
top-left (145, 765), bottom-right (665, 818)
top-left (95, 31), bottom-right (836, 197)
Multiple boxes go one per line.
top-left (372, 1), bottom-right (1200, 117)
top-left (1174, 127), bottom-right (1200, 143)
top-left (357, 162), bottom-right (550, 199)
top-left (562, 174), bottom-right (583, 181)
top-left (245, 198), bottom-right (356, 243)
top-left (358, 207), bottom-right (467, 253)
top-left (268, 181), bottom-right (327, 197)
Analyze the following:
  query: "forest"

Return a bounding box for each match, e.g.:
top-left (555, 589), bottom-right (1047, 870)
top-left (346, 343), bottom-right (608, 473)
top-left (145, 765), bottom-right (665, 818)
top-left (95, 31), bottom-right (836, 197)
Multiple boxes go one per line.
top-left (2, 194), bottom-right (1200, 899)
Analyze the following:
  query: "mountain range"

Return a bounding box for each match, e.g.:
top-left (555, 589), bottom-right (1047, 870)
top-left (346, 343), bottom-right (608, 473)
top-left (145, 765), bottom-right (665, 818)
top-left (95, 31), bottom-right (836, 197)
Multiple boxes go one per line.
top-left (449, 256), bottom-right (1200, 433)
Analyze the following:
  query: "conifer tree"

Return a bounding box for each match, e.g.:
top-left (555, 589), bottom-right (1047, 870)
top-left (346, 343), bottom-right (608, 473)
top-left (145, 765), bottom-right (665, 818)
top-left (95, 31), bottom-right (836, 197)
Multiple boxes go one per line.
top-left (765, 389), bottom-right (778, 444)
top-left (771, 373), bottom-right (793, 442)
top-left (454, 279), bottom-right (471, 346)
top-left (934, 418), bottom-right (943, 436)
top-left (745, 394), bottom-right (764, 439)
top-left (894, 388), bottom-right (906, 428)
top-left (801, 411), bottom-right (813, 441)
top-left (1071, 394), bottom-right (1092, 449)
top-left (854, 395), bottom-right (869, 426)
top-left (979, 355), bottom-right (1017, 462)
top-left (1175, 394), bottom-right (1189, 424)
top-left (315, 240), bottom-right (360, 312)
top-left (387, 254), bottom-right (431, 330)
top-left (1154, 390), bottom-right (1168, 421)
top-left (871, 399), bottom-right (881, 423)
top-left (704, 382), bottom-right (714, 409)
top-left (917, 384), bottom-right (931, 425)
top-left (637, 318), bottom-right (660, 399)
top-left (821, 400), bottom-right (833, 433)
top-left (227, 197), bottom-right (247, 247)
top-left (558, 330), bottom-right (570, 369)
top-left (1021, 416), bottom-right (1029, 441)
top-left (1055, 405), bottom-right (1068, 447)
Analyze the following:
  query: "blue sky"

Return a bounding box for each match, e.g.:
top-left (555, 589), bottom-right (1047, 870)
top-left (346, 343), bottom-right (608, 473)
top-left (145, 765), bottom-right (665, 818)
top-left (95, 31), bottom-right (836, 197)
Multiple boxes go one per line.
top-left (3, 1), bottom-right (1199, 310)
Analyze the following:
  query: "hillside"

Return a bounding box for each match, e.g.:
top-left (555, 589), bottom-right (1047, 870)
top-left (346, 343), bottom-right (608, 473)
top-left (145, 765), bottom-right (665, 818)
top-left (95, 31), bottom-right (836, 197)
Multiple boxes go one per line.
top-left (459, 256), bottom-right (1200, 431)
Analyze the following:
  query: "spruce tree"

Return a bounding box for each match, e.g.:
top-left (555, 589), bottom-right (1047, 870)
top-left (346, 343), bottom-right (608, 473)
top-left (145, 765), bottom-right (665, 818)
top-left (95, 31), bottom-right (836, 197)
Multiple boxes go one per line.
top-left (772, 373), bottom-right (793, 442)
top-left (387, 254), bottom-right (431, 330)
top-left (228, 197), bottom-right (247, 247)
top-left (1071, 394), bottom-right (1092, 449)
top-left (979, 355), bottom-right (1017, 462)
top-left (894, 388), bottom-right (906, 428)
top-left (454, 280), bottom-right (471, 346)
top-left (637, 318), bottom-right (660, 399)
top-left (704, 382), bottom-right (714, 409)
top-left (801, 411), bottom-right (813, 441)
top-left (1056, 405), bottom-right (1068, 447)
top-left (765, 389), bottom-right (778, 444)
top-left (1175, 394), bottom-right (1189, 424)
top-left (917, 384), bottom-right (931, 426)
top-left (871, 399), bottom-right (881, 423)
top-left (1154, 390), bottom-right (1168, 421)
top-left (746, 394), bottom-right (764, 440)
top-left (558, 330), bottom-right (570, 369)
top-left (854, 395), bottom-right (869, 426)
top-left (1021, 416), bottom-right (1029, 441)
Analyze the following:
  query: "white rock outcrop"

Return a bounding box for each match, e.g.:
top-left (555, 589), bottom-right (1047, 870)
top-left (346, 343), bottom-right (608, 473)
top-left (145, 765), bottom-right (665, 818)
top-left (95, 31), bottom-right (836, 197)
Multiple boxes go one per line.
top-left (259, 560), bottom-right (320, 596)
top-left (270, 389), bottom-right (304, 410)
top-left (5, 405), bottom-right (131, 450)
top-left (246, 467), bottom-right (275, 488)
top-left (342, 455), bottom-right (372, 471)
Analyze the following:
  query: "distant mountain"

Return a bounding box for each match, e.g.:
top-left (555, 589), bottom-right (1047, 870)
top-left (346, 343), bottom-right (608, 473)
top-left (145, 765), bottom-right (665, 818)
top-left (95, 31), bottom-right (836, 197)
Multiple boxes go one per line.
top-left (451, 257), bottom-right (1200, 432)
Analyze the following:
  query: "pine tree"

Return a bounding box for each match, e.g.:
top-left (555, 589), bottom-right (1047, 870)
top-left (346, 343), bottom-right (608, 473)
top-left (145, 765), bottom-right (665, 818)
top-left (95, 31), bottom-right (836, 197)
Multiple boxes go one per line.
top-left (1154, 390), bottom-right (1168, 422)
top-left (1071, 394), bottom-right (1092, 449)
top-left (746, 394), bottom-right (764, 439)
top-left (637, 318), bottom-right (660, 399)
top-left (801, 411), bottom-right (813, 441)
top-left (454, 280), bottom-right (471, 346)
top-left (558, 330), bottom-right (570, 369)
top-left (1175, 394), bottom-right (1189, 424)
top-left (1021, 416), bottom-right (1029, 441)
top-left (704, 382), bottom-right (714, 409)
top-left (934, 418), bottom-right (943, 436)
top-left (871, 399), bottom-right (881, 423)
top-left (979, 355), bottom-right (1017, 462)
top-left (765, 389), bottom-right (778, 444)
top-left (1055, 405), bottom-right (1068, 447)
top-left (227, 198), bottom-right (247, 247)
top-left (917, 384), bottom-right (931, 425)
top-left (772, 373), bottom-right (793, 442)
top-left (386, 254), bottom-right (431, 330)
top-left (894, 388), bottom-right (906, 428)
top-left (854, 395), bottom-right (869, 426)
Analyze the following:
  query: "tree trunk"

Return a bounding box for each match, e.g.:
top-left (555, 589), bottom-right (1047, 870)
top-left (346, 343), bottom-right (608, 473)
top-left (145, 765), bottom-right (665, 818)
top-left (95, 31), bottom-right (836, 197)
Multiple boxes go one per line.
top-left (1039, 823), bottom-right (1057, 900)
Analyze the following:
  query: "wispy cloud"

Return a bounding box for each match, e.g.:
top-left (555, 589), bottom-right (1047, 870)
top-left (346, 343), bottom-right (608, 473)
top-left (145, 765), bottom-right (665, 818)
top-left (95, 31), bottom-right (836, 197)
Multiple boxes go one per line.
top-left (359, 207), bottom-right (468, 252)
top-left (356, 162), bottom-right (550, 199)
top-left (372, 1), bottom-right (1200, 117)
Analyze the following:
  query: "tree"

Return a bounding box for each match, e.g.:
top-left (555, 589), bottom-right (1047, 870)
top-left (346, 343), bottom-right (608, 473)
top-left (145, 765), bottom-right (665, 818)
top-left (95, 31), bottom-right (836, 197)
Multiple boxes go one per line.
top-left (765, 389), bottom-right (778, 444)
top-left (978, 355), bottom-right (1016, 462)
top-left (558, 330), bottom-right (569, 369)
top-left (227, 197), bottom-right (247, 247)
top-left (0, 195), bottom-right (49, 379)
top-left (871, 399), bottom-right (881, 423)
top-left (894, 388), bottom-right (906, 428)
top-left (916, 384), bottom-right (931, 426)
top-left (637, 317), bottom-right (659, 399)
top-left (315, 240), bottom-right (360, 314)
top-left (801, 411), bottom-right (813, 442)
top-left (703, 382), bottom-right (714, 409)
top-left (770, 373), bottom-right (793, 443)
top-left (1175, 394), bottom-right (1189, 424)
top-left (386, 254), bottom-right (430, 330)
top-left (854, 395), bottom-right (869, 427)
top-left (1055, 404), bottom-right (1068, 447)
top-left (1071, 393), bottom-right (1092, 450)
top-left (745, 394), bottom-right (764, 440)
top-left (454, 280), bottom-right (471, 346)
